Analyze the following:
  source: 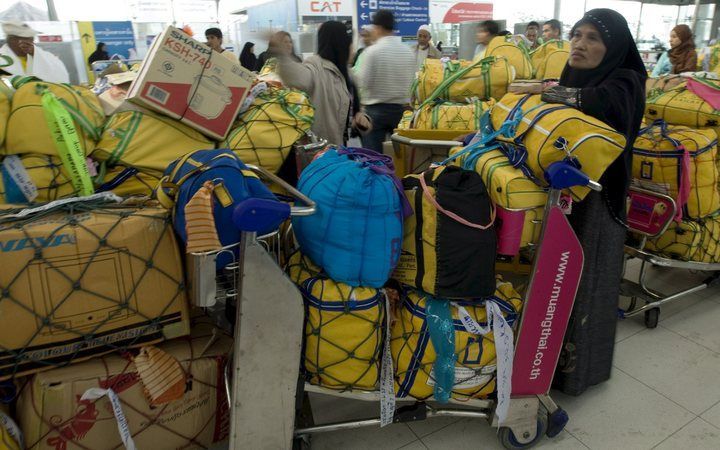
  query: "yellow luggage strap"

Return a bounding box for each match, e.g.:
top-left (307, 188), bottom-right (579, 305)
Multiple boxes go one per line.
top-left (40, 89), bottom-right (94, 197)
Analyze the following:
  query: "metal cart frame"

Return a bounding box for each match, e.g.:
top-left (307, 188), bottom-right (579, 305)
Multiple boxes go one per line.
top-left (204, 149), bottom-right (601, 448)
top-left (620, 187), bottom-right (720, 328)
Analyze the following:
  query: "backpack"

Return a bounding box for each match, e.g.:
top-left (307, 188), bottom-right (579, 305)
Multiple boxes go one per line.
top-left (632, 121), bottom-right (719, 220)
top-left (292, 147), bottom-right (408, 288)
top-left (484, 36), bottom-right (533, 79)
top-left (393, 165), bottom-right (497, 298)
top-left (93, 110), bottom-right (214, 178)
top-left (156, 149), bottom-right (278, 254)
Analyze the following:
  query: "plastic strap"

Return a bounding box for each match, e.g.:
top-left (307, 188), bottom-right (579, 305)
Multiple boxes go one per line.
top-left (419, 171), bottom-right (495, 230)
top-left (421, 57), bottom-right (496, 108)
top-left (426, 296), bottom-right (455, 403)
top-left (41, 90), bottom-right (94, 196)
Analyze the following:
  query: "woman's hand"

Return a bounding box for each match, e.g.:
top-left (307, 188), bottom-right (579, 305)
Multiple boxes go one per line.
top-left (541, 85), bottom-right (580, 107)
top-left (352, 112), bottom-right (372, 133)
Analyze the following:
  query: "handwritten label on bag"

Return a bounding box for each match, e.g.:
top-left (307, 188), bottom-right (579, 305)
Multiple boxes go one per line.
top-left (380, 292), bottom-right (396, 427)
top-left (454, 301), bottom-right (514, 425)
top-left (81, 388), bottom-right (136, 450)
top-left (2, 155), bottom-right (38, 201)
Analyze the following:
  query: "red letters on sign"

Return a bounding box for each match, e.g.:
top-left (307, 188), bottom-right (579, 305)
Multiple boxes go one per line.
top-left (310, 1), bottom-right (342, 13)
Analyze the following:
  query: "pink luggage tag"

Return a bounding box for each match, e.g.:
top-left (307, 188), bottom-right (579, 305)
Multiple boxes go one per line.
top-left (559, 194), bottom-right (572, 215)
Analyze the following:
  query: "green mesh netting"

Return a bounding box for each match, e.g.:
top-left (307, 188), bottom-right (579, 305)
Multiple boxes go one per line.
top-left (287, 252), bottom-right (384, 391)
top-left (0, 199), bottom-right (189, 380)
top-left (646, 215), bottom-right (720, 263)
top-left (0, 155), bottom-right (74, 204)
top-left (222, 87), bottom-right (314, 175)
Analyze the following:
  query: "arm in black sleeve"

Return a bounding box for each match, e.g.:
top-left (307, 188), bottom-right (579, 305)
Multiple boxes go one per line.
top-left (577, 70), bottom-right (644, 127)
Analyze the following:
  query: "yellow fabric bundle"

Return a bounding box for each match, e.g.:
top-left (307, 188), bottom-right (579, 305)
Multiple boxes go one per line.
top-left (414, 57), bottom-right (515, 104)
top-left (646, 215), bottom-right (720, 263)
top-left (490, 93), bottom-right (626, 200)
top-left (530, 40), bottom-right (570, 80)
top-left (4, 77), bottom-right (104, 156)
top-left (391, 281), bottom-right (523, 401)
top-left (222, 86), bottom-right (314, 174)
top-left (398, 100), bottom-right (494, 131)
top-left (645, 83), bottom-right (720, 128)
top-left (483, 36), bottom-right (533, 79)
top-left (632, 124), bottom-right (719, 218)
top-left (288, 252), bottom-right (384, 391)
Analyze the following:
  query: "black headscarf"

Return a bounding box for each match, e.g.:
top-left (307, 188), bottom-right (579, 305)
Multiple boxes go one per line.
top-left (317, 21), bottom-right (352, 91)
top-left (88, 42), bottom-right (110, 64)
top-left (240, 42), bottom-right (257, 71)
top-left (560, 9), bottom-right (647, 221)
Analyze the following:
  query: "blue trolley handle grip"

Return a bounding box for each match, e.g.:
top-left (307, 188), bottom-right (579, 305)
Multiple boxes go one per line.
top-left (544, 161), bottom-right (602, 192)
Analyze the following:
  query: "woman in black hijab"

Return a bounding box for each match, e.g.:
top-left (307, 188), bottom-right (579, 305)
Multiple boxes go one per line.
top-left (88, 42), bottom-right (109, 65)
top-left (239, 42), bottom-right (257, 71)
top-left (541, 9), bottom-right (647, 396)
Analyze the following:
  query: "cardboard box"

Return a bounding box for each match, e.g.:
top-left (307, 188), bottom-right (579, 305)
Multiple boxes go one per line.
top-left (128, 26), bottom-right (255, 140)
top-left (18, 320), bottom-right (232, 450)
top-left (0, 204), bottom-right (190, 380)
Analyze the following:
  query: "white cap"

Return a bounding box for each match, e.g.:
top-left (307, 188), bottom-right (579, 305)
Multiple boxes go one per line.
top-left (2, 21), bottom-right (38, 38)
top-left (418, 25), bottom-right (431, 34)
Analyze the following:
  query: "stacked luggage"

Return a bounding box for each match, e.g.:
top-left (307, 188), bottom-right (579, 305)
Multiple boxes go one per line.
top-left (0, 25), bottom-right (319, 450)
top-left (636, 76), bottom-right (720, 263)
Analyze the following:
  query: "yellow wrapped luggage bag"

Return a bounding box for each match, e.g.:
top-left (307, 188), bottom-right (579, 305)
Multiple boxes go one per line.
top-left (530, 40), bottom-right (570, 80)
top-left (398, 99), bottom-right (494, 131)
top-left (0, 154), bottom-right (74, 203)
top-left (490, 93), bottom-right (626, 200)
top-left (646, 215), bottom-right (720, 263)
top-left (391, 282), bottom-right (523, 401)
top-left (0, 80), bottom-right (11, 149)
top-left (222, 86), bottom-right (314, 174)
top-left (93, 110), bottom-right (214, 178)
top-left (645, 83), bottom-right (720, 128)
top-left (632, 121), bottom-right (719, 219)
top-left (483, 36), bottom-right (532, 79)
top-left (288, 252), bottom-right (384, 391)
top-left (4, 76), bottom-right (104, 156)
top-left (413, 57), bottom-right (515, 104)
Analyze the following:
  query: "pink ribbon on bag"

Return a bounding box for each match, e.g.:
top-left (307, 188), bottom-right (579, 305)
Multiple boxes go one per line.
top-left (419, 173), bottom-right (496, 230)
top-left (675, 144), bottom-right (691, 222)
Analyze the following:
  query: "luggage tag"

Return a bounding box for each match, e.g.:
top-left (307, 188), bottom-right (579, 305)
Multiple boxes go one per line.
top-left (81, 387), bottom-right (137, 450)
top-left (559, 194), bottom-right (572, 215)
top-left (454, 301), bottom-right (514, 425)
top-left (2, 155), bottom-right (38, 202)
top-left (380, 291), bottom-right (396, 427)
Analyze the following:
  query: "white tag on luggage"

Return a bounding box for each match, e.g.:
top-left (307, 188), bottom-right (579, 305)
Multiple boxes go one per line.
top-left (81, 387), bottom-right (137, 450)
top-left (2, 155), bottom-right (38, 202)
top-left (380, 292), bottom-right (396, 427)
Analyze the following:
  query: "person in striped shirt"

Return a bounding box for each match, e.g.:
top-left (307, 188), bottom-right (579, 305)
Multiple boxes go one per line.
top-left (354, 9), bottom-right (416, 153)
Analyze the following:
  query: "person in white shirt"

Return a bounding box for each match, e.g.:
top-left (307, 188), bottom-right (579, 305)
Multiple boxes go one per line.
top-left (355, 9), bottom-right (416, 153)
top-left (0, 21), bottom-right (69, 83)
top-left (205, 27), bottom-right (238, 63)
top-left (413, 25), bottom-right (441, 70)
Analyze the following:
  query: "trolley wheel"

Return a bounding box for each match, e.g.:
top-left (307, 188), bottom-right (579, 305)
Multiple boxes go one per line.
top-left (292, 435), bottom-right (311, 450)
top-left (644, 308), bottom-right (660, 329)
top-left (498, 409), bottom-right (548, 449)
top-left (546, 407), bottom-right (569, 438)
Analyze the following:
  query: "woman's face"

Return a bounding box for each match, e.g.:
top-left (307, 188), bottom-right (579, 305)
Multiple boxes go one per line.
top-left (282, 35), bottom-right (293, 54)
top-left (569, 23), bottom-right (607, 70)
top-left (250, 45), bottom-right (255, 54)
top-left (476, 27), bottom-right (492, 46)
top-left (669, 30), bottom-right (681, 49)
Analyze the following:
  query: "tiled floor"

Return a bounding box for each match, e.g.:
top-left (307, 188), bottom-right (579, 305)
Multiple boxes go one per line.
top-left (308, 259), bottom-right (720, 449)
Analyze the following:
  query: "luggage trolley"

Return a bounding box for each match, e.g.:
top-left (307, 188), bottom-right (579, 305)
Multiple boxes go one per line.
top-left (199, 158), bottom-right (601, 449)
top-left (620, 187), bottom-right (720, 328)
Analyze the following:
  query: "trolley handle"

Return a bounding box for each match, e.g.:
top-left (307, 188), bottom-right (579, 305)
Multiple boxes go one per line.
top-left (544, 161), bottom-right (602, 192)
top-left (390, 133), bottom-right (464, 149)
top-left (244, 164), bottom-right (316, 217)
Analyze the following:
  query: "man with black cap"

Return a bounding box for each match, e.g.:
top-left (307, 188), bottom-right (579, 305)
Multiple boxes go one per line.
top-left (354, 9), bottom-right (415, 153)
top-left (0, 21), bottom-right (69, 83)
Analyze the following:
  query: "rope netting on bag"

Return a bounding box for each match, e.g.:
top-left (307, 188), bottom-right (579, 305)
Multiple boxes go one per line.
top-left (0, 155), bottom-right (74, 203)
top-left (19, 318), bottom-right (232, 450)
top-left (647, 215), bottom-right (720, 263)
top-left (222, 86), bottom-right (314, 174)
top-left (287, 252), bottom-right (384, 391)
top-left (391, 288), bottom-right (522, 401)
top-left (0, 198), bottom-right (188, 381)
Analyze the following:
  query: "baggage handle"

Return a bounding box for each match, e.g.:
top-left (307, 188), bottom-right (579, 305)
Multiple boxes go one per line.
top-left (244, 164), bottom-right (316, 217)
top-left (544, 161), bottom-right (602, 192)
